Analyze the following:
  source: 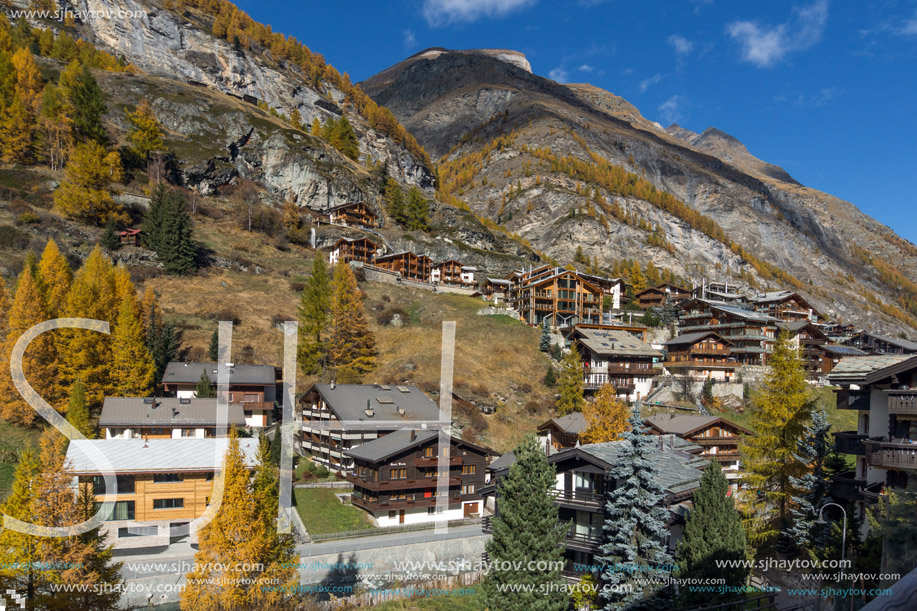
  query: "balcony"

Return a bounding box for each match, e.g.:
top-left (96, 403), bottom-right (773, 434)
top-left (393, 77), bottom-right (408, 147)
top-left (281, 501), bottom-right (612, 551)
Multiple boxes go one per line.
top-left (865, 440), bottom-right (917, 470)
top-left (351, 495), bottom-right (462, 512)
top-left (662, 359), bottom-right (739, 370)
top-left (888, 391), bottom-right (917, 417)
top-left (415, 455), bottom-right (463, 467)
top-left (830, 471), bottom-right (865, 501)
top-left (565, 530), bottom-right (602, 552)
top-left (837, 389), bottom-right (870, 411)
top-left (550, 488), bottom-right (604, 509)
top-left (833, 431), bottom-right (867, 455)
top-left (861, 481), bottom-right (885, 505)
top-left (345, 474), bottom-right (460, 491)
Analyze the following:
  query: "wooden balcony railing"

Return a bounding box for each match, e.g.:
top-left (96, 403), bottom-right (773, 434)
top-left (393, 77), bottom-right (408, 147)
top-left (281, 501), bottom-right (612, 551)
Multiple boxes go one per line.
top-left (345, 473), bottom-right (460, 491)
top-left (836, 389), bottom-right (870, 411)
top-left (830, 471), bottom-right (865, 502)
top-left (888, 391), bottom-right (917, 416)
top-left (351, 495), bottom-right (462, 512)
top-left (550, 488), bottom-right (604, 507)
top-left (833, 431), bottom-right (867, 455)
top-left (414, 456), bottom-right (463, 467)
top-left (865, 440), bottom-right (917, 469)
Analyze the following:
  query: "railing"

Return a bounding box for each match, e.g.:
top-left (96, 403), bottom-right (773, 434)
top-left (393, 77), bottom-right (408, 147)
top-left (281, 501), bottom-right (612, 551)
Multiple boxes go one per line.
top-left (345, 473), bottom-right (460, 491)
top-left (565, 530), bottom-right (602, 551)
top-left (662, 359), bottom-right (739, 369)
top-left (233, 401), bottom-right (273, 410)
top-left (888, 391), bottom-right (917, 416)
top-left (351, 495), bottom-right (462, 512)
top-left (861, 481), bottom-right (885, 504)
top-left (833, 431), bottom-right (867, 455)
top-left (415, 455), bottom-right (463, 467)
top-left (865, 440), bottom-right (917, 469)
top-left (550, 488), bottom-right (604, 507)
top-left (585, 363), bottom-right (654, 375)
top-left (309, 517), bottom-right (483, 542)
top-left (830, 471), bottom-right (865, 501)
top-left (836, 388), bottom-right (870, 411)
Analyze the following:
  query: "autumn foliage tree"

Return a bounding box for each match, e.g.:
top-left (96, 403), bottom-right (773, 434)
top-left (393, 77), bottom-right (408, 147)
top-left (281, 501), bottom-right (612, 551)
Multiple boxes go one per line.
top-left (109, 293), bottom-right (156, 397)
top-left (53, 140), bottom-right (125, 225)
top-left (556, 346), bottom-right (585, 415)
top-left (327, 261), bottom-right (376, 383)
top-left (580, 383), bottom-right (629, 444)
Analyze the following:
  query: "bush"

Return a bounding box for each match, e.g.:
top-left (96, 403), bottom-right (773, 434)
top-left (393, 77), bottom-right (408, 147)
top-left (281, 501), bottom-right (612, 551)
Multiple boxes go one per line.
top-left (289, 280), bottom-right (306, 292)
top-left (287, 227), bottom-right (312, 247)
top-left (15, 211), bottom-right (40, 225)
top-left (250, 206), bottom-right (282, 234)
top-left (0, 225), bottom-right (31, 249)
top-left (524, 399), bottom-right (542, 414)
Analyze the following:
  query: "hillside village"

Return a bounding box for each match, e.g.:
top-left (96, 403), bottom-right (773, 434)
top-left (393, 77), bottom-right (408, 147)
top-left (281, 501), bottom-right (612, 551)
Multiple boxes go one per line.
top-left (0, 2), bottom-right (916, 611)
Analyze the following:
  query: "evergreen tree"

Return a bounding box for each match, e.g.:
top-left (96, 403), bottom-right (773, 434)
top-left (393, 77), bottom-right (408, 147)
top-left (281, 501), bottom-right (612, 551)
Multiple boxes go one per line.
top-left (142, 185), bottom-right (197, 274)
top-left (69, 63), bottom-right (106, 144)
top-left (65, 380), bottom-right (93, 438)
top-left (0, 446), bottom-right (48, 604)
top-left (109, 293), bottom-right (156, 397)
top-left (741, 330), bottom-right (813, 546)
top-left (208, 327), bottom-right (219, 362)
top-left (580, 384), bottom-right (629, 444)
top-left (784, 404), bottom-right (833, 557)
top-left (252, 432), bottom-right (295, 567)
top-left (297, 255), bottom-right (331, 376)
top-left (100, 218), bottom-right (120, 251)
top-left (384, 178), bottom-right (405, 224)
top-left (556, 347), bottom-right (585, 415)
top-left (659, 298), bottom-right (679, 326)
top-left (701, 378), bottom-right (715, 408)
top-left (868, 490), bottom-right (917, 581)
top-left (69, 484), bottom-right (124, 610)
top-left (539, 319), bottom-right (551, 352)
top-left (543, 365), bottom-right (556, 388)
top-left (482, 434), bottom-right (568, 611)
top-left (144, 303), bottom-right (181, 387)
top-left (328, 262), bottom-right (376, 382)
top-left (596, 404), bottom-right (674, 609)
top-left (676, 460), bottom-right (749, 605)
top-left (404, 186), bottom-right (430, 231)
top-left (195, 371), bottom-right (216, 398)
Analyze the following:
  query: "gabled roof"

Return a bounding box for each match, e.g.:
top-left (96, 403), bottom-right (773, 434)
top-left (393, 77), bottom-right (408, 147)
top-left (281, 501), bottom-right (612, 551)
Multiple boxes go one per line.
top-left (329, 201), bottom-right (376, 215)
top-left (99, 397), bottom-right (246, 427)
top-left (663, 331), bottom-right (732, 347)
top-left (820, 344), bottom-right (867, 357)
top-left (537, 412), bottom-right (587, 435)
top-left (646, 414), bottom-right (752, 437)
top-left (305, 383), bottom-right (442, 425)
top-left (119, 228), bottom-right (141, 236)
top-left (523, 270), bottom-right (602, 294)
top-left (66, 438), bottom-right (259, 475)
top-left (486, 278), bottom-right (511, 286)
top-left (487, 450), bottom-right (516, 472)
top-left (162, 362), bottom-right (277, 386)
top-left (571, 327), bottom-right (662, 359)
top-left (344, 430), bottom-right (497, 463)
top-left (846, 332), bottom-right (917, 353)
top-left (374, 250), bottom-right (419, 262)
top-left (827, 354), bottom-right (917, 385)
top-left (636, 283), bottom-right (691, 297)
top-left (332, 236), bottom-right (378, 248)
top-left (776, 320), bottom-right (829, 340)
top-left (682, 299), bottom-right (778, 323)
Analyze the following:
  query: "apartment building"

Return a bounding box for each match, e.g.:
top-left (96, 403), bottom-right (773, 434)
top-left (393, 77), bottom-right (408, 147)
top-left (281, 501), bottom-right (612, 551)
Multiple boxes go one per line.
top-left (99, 397), bottom-right (246, 439)
top-left (569, 326), bottom-right (662, 401)
top-left (161, 362), bottom-right (278, 427)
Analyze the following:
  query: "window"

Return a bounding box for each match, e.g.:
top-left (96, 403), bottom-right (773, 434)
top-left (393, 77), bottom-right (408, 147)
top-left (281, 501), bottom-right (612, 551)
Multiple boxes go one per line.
top-left (424, 447), bottom-right (434, 457)
top-left (427, 506), bottom-right (436, 515)
top-left (390, 468), bottom-right (407, 480)
top-left (461, 465), bottom-right (476, 475)
top-left (118, 525), bottom-right (157, 538)
top-left (153, 473), bottom-right (183, 483)
top-left (181, 429), bottom-right (195, 438)
top-left (153, 498), bottom-right (184, 509)
top-left (94, 500), bottom-right (134, 521)
top-left (461, 484), bottom-right (475, 495)
top-left (390, 493), bottom-right (408, 501)
top-left (92, 475), bottom-right (135, 495)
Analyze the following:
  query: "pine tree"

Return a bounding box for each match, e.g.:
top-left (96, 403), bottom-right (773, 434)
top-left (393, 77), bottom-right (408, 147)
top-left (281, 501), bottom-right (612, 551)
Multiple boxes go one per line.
top-left (251, 433), bottom-right (295, 568)
top-left (143, 187), bottom-right (197, 274)
top-left (868, 490), bottom-right (917, 580)
top-left (289, 108), bottom-right (302, 130)
top-left (543, 365), bottom-right (556, 388)
top-left (676, 460), bottom-right (749, 605)
top-left (580, 384), bottom-right (629, 444)
top-left (68, 484), bottom-right (123, 610)
top-left (195, 371), bottom-right (216, 398)
top-left (141, 183), bottom-right (170, 253)
top-left (63, 381), bottom-right (92, 439)
top-left (297, 255), bottom-right (331, 376)
top-left (109, 293), bottom-right (156, 397)
top-left (784, 404), bottom-right (833, 557)
top-left (539, 318), bottom-right (551, 352)
top-left (142, 288), bottom-right (181, 386)
top-left (328, 261), bottom-right (376, 382)
top-left (596, 404), bottom-right (674, 609)
top-left (741, 330), bottom-right (813, 546)
top-left (701, 377), bottom-right (715, 408)
top-left (208, 327), bottom-right (219, 361)
top-left (384, 178), bottom-right (405, 224)
top-left (0, 446), bottom-right (46, 602)
top-left (100, 218), bottom-right (120, 251)
top-left (39, 81), bottom-right (72, 171)
top-left (69, 63), bottom-right (106, 144)
top-left (53, 140), bottom-right (125, 225)
top-left (556, 347), bottom-right (585, 415)
top-left (181, 434), bottom-right (297, 610)
top-left (482, 434), bottom-right (568, 611)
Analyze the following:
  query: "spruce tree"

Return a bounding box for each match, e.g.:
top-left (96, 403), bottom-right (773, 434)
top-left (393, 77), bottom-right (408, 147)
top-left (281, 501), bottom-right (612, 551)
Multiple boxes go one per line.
top-left (109, 293), bottom-right (156, 397)
top-left (741, 330), bottom-right (813, 546)
top-left (539, 318), bottom-right (551, 352)
top-left (784, 404), bottom-right (833, 556)
top-left (142, 186), bottom-right (197, 274)
top-left (544, 365), bottom-right (556, 388)
top-left (556, 346), bottom-right (585, 415)
top-left (384, 178), bottom-right (405, 224)
top-left (100, 218), bottom-right (120, 251)
top-left (297, 255), bottom-right (331, 376)
top-left (328, 261), bottom-right (376, 383)
top-left (676, 460), bottom-right (749, 605)
top-left (208, 327), bottom-right (219, 362)
top-left (195, 371), bottom-right (216, 398)
top-left (405, 186), bottom-right (430, 231)
top-left (69, 63), bottom-right (106, 144)
top-left (701, 377), bottom-right (715, 408)
top-left (65, 380), bottom-right (93, 438)
top-left (482, 434), bottom-right (568, 611)
top-left (596, 404), bottom-right (674, 609)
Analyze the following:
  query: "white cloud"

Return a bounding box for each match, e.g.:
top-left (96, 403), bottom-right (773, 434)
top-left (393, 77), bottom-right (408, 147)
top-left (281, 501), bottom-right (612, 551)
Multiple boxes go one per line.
top-left (658, 95), bottom-right (683, 125)
top-left (904, 11), bottom-right (917, 35)
top-left (549, 67), bottom-right (569, 83)
top-left (403, 29), bottom-right (416, 48)
top-left (577, 64), bottom-right (594, 72)
top-left (422, 0), bottom-right (536, 27)
top-left (794, 87), bottom-right (842, 107)
top-left (639, 73), bottom-right (664, 93)
top-left (668, 35), bottom-right (694, 56)
top-left (726, 0), bottom-right (829, 68)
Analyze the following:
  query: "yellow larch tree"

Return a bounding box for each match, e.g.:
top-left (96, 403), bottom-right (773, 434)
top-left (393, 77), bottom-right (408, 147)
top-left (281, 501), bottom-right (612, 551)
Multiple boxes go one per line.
top-left (126, 100), bottom-right (166, 159)
top-left (580, 383), bottom-right (630, 444)
top-left (53, 140), bottom-right (125, 225)
top-left (36, 238), bottom-right (73, 317)
top-left (328, 261), bottom-right (376, 383)
top-left (109, 293), bottom-right (155, 397)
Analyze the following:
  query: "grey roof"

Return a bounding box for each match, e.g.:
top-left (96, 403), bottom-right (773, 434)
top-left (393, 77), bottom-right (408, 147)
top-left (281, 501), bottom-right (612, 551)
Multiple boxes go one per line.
top-left (663, 331), bottom-right (730, 346)
top-left (538, 412), bottom-right (588, 435)
top-left (646, 414), bottom-right (718, 435)
top-left (162, 362), bottom-right (276, 385)
top-left (344, 429), bottom-right (439, 462)
top-left (827, 354), bottom-right (914, 383)
top-left (776, 320), bottom-right (813, 332)
top-left (750, 290), bottom-right (798, 304)
top-left (309, 383), bottom-right (442, 424)
top-left (487, 451), bottom-right (516, 472)
top-left (486, 278), bottom-right (511, 285)
top-left (821, 344), bottom-right (867, 357)
top-left (99, 397), bottom-right (246, 427)
top-left (573, 327), bottom-right (662, 358)
top-left (709, 302), bottom-right (778, 322)
top-left (850, 332), bottom-right (917, 352)
top-left (66, 438), bottom-right (259, 474)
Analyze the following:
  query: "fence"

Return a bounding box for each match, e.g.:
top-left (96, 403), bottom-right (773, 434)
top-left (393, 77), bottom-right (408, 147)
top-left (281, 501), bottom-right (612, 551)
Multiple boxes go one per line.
top-left (313, 571), bottom-right (483, 610)
top-left (294, 481), bottom-right (352, 489)
top-left (309, 517), bottom-right (483, 542)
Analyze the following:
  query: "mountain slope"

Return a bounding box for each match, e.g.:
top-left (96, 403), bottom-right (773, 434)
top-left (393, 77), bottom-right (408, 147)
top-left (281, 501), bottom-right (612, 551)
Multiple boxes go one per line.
top-left (362, 48), bottom-right (917, 333)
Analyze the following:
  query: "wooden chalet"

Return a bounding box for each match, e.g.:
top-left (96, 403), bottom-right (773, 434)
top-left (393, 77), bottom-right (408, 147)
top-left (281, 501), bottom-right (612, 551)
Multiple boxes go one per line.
top-left (345, 430), bottom-right (497, 526)
top-left (99, 397), bottom-right (246, 439)
top-left (662, 331), bottom-right (738, 381)
top-left (537, 412), bottom-right (587, 454)
top-left (843, 332), bottom-right (917, 355)
top-left (328, 202), bottom-right (380, 229)
top-left (119, 228), bottom-right (141, 246)
top-left (646, 414), bottom-right (751, 483)
top-left (678, 299), bottom-right (778, 365)
top-left (777, 321), bottom-right (867, 378)
top-left (578, 273), bottom-right (626, 310)
top-left (634, 283), bottom-right (692, 309)
top-left (751, 290), bottom-right (821, 322)
top-left (482, 277), bottom-right (511, 304)
top-left (567, 322), bottom-right (650, 343)
top-left (161, 362), bottom-right (279, 427)
top-left (373, 251), bottom-right (433, 282)
top-left (328, 236), bottom-right (381, 265)
top-left (568, 326), bottom-right (662, 401)
top-left (691, 280), bottom-right (747, 304)
top-left (430, 260), bottom-right (464, 285)
top-left (508, 267), bottom-right (603, 329)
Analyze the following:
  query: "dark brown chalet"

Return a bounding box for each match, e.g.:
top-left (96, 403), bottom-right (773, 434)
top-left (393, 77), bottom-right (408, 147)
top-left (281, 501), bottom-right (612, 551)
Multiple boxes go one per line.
top-left (328, 202), bottom-right (380, 228)
top-left (777, 321), bottom-right (866, 378)
top-left (537, 412), bottom-right (587, 454)
top-left (373, 251), bottom-right (432, 282)
top-left (635, 283), bottom-right (692, 309)
top-left (843, 332), bottom-right (917, 356)
top-left (569, 326), bottom-right (662, 401)
top-left (328, 237), bottom-right (381, 265)
top-left (161, 362), bottom-right (278, 428)
top-left (119, 228), bottom-right (141, 246)
top-left (509, 267), bottom-right (603, 330)
top-left (678, 299), bottom-right (778, 365)
top-left (662, 331), bottom-right (738, 382)
top-left (646, 414), bottom-right (751, 485)
top-left (750, 290), bottom-right (821, 322)
top-left (345, 430), bottom-right (497, 527)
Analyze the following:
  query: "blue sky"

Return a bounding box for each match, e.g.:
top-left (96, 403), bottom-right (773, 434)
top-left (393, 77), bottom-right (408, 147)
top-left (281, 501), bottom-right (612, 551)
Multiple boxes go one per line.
top-left (236, 0), bottom-right (917, 244)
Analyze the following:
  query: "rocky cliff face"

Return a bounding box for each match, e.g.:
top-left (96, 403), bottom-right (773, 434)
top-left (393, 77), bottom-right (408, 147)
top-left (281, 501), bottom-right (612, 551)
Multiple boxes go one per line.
top-left (363, 49), bottom-right (917, 333)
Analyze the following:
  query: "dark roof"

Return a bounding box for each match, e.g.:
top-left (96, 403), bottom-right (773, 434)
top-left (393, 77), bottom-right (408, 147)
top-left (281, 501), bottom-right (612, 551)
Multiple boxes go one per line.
top-left (636, 283), bottom-right (690, 297)
top-left (820, 344), bottom-right (867, 356)
top-left (344, 429), bottom-right (438, 462)
top-left (329, 201), bottom-right (375, 214)
top-left (99, 397), bottom-right (246, 427)
top-left (162, 362), bottom-right (277, 385)
top-left (663, 331), bottom-right (732, 347)
top-left (572, 327), bottom-right (662, 358)
top-left (847, 332), bottom-right (917, 352)
top-left (332, 236), bottom-right (378, 247)
top-left (487, 451), bottom-right (516, 472)
top-left (537, 412), bottom-right (587, 435)
top-left (646, 414), bottom-right (752, 437)
top-left (306, 383), bottom-right (442, 424)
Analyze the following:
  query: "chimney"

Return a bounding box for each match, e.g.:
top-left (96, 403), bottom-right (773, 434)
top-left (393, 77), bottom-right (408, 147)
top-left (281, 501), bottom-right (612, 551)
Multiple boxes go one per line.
top-left (364, 399), bottom-right (374, 418)
top-left (410, 430), bottom-right (416, 442)
top-left (669, 434), bottom-right (674, 450)
top-left (330, 380), bottom-right (335, 390)
top-left (397, 406), bottom-right (405, 416)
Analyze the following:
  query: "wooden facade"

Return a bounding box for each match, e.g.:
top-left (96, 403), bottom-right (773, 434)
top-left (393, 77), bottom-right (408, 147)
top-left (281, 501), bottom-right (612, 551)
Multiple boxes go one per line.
top-left (329, 236), bottom-right (380, 265)
top-left (161, 362), bottom-right (279, 427)
top-left (372, 251), bottom-right (433, 282)
top-left (83, 473), bottom-right (215, 522)
top-left (751, 290), bottom-right (821, 322)
top-left (430, 260), bottom-right (464, 285)
top-left (663, 331), bottom-right (738, 381)
top-left (328, 202), bottom-right (380, 228)
top-left (537, 412), bottom-right (587, 454)
top-left (678, 299), bottom-right (778, 365)
top-left (646, 414), bottom-right (751, 482)
top-left (843, 332), bottom-right (917, 355)
top-left (119, 228), bottom-right (141, 246)
top-left (569, 326), bottom-right (661, 401)
top-left (509, 268), bottom-right (603, 329)
top-left (635, 283), bottom-right (691, 309)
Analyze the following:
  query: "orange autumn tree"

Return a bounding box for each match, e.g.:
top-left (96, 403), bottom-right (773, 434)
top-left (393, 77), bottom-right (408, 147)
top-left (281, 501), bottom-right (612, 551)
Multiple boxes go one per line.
top-left (37, 239), bottom-right (73, 317)
top-left (109, 293), bottom-right (155, 397)
top-left (580, 383), bottom-right (630, 444)
top-left (328, 261), bottom-right (376, 383)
